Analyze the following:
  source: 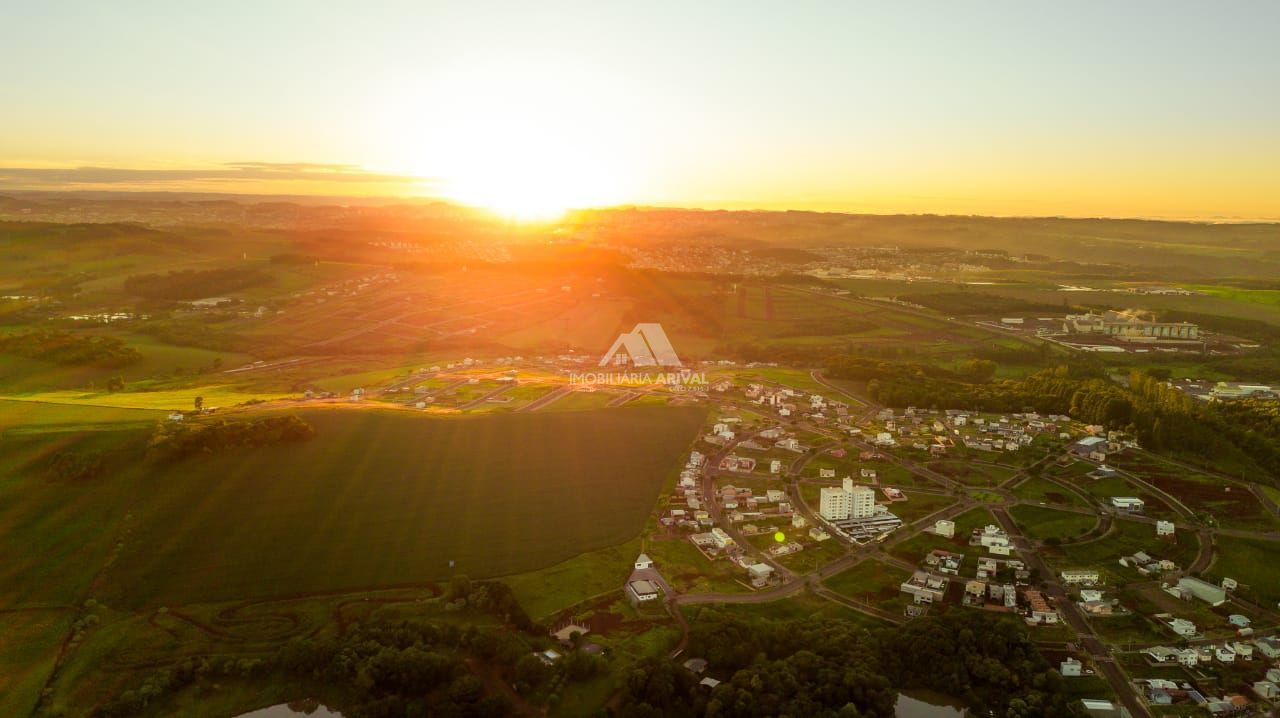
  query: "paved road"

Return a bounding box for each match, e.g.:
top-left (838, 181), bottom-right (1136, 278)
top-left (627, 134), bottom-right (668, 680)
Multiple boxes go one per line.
top-left (992, 506), bottom-right (1153, 718)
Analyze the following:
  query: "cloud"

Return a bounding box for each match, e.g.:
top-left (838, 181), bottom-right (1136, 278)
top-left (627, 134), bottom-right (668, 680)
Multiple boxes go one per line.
top-left (0, 162), bottom-right (433, 191)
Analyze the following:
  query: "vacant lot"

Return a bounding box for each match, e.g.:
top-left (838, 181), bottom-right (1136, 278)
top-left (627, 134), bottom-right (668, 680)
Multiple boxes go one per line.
top-left (1112, 454), bottom-right (1276, 529)
top-left (1008, 505), bottom-right (1098, 542)
top-left (823, 559), bottom-right (911, 604)
top-left (1205, 535), bottom-right (1280, 607)
top-left (926, 459), bottom-right (1018, 487)
top-left (1011, 476), bottom-right (1088, 508)
top-left (1056, 520), bottom-right (1199, 575)
top-left (65, 405), bottom-right (706, 609)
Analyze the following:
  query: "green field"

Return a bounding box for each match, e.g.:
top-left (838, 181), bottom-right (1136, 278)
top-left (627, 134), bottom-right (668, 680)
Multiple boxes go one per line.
top-left (680, 592), bottom-right (892, 628)
top-left (0, 608), bottom-right (74, 717)
top-left (1013, 476), bottom-right (1085, 509)
top-left (7, 405), bottom-right (706, 610)
top-left (1056, 520), bottom-right (1199, 576)
top-left (823, 559), bottom-right (911, 605)
top-left (1204, 535), bottom-right (1280, 606)
top-left (1007, 505), bottom-right (1098, 542)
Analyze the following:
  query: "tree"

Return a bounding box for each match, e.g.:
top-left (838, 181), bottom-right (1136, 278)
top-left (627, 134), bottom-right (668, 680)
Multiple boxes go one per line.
top-left (106, 376), bottom-right (125, 392)
top-left (194, 396), bottom-right (203, 411)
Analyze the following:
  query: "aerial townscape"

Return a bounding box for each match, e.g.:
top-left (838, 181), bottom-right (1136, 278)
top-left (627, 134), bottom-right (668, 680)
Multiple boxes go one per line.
top-left (5, 3), bottom-right (1280, 718)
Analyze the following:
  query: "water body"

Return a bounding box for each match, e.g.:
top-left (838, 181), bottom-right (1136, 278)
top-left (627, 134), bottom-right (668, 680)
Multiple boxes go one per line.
top-left (233, 701), bottom-right (344, 718)
top-left (896, 690), bottom-right (966, 718)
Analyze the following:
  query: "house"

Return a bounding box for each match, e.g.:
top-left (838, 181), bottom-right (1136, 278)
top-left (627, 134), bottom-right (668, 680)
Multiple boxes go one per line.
top-left (1080, 699), bottom-right (1120, 718)
top-left (1024, 589), bottom-right (1058, 623)
top-left (626, 579), bottom-right (661, 605)
top-left (1071, 436), bottom-right (1107, 457)
top-left (167, 411), bottom-right (184, 422)
top-left (682, 658), bottom-right (708, 674)
top-left (1177, 649), bottom-right (1200, 668)
top-left (1060, 569), bottom-right (1100, 585)
top-left (1110, 496), bottom-right (1145, 513)
top-left (809, 527), bottom-right (831, 542)
top-left (1253, 681), bottom-right (1278, 700)
top-left (1060, 658), bottom-right (1083, 677)
top-left (709, 528), bottom-right (734, 549)
top-left (964, 580), bottom-right (987, 605)
top-left (1216, 646), bottom-right (1236, 663)
top-left (900, 571), bottom-right (948, 604)
top-left (1228, 614), bottom-right (1251, 629)
top-left (699, 677), bottom-right (721, 689)
top-left (926, 549), bottom-right (964, 575)
top-left (1233, 642), bottom-right (1254, 660)
top-left (1254, 637), bottom-right (1280, 659)
top-left (1079, 589), bottom-right (1105, 603)
top-left (791, 514), bottom-right (807, 529)
top-left (1169, 618), bottom-right (1198, 637)
top-left (1156, 520), bottom-right (1175, 537)
top-left (933, 519), bottom-right (955, 538)
top-left (1144, 646), bottom-right (1179, 663)
top-left (747, 563), bottom-right (775, 588)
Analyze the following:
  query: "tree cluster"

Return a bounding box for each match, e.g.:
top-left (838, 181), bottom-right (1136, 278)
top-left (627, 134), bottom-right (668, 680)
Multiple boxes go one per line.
top-left (0, 329), bottom-right (141, 366)
top-left (148, 415), bottom-right (316, 460)
top-left (122, 267), bottom-right (271, 301)
top-left (618, 610), bottom-right (1084, 718)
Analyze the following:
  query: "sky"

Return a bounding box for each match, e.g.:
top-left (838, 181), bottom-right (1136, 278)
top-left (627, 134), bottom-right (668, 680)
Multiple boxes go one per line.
top-left (3, 1), bottom-right (1279, 219)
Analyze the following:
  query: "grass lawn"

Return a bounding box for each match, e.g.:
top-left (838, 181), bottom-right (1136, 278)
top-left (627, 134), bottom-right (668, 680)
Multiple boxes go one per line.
top-left (1011, 476), bottom-right (1089, 508)
top-left (681, 592), bottom-right (892, 628)
top-left (775, 536), bottom-right (848, 574)
top-left (1, 386), bottom-right (292, 411)
top-left (0, 608), bottom-right (74, 717)
top-left (1007, 505), bottom-right (1098, 542)
top-left (0, 398), bottom-right (165, 433)
top-left (822, 559), bottom-right (911, 610)
top-left (887, 507), bottom-right (996, 567)
top-left (504, 538), bottom-right (642, 620)
top-left (537, 389), bottom-right (619, 412)
top-left (1057, 520), bottom-right (1199, 574)
top-left (926, 459), bottom-right (1018, 487)
top-left (890, 491), bottom-right (959, 524)
top-left (641, 535), bottom-right (749, 595)
top-left (1204, 535), bottom-right (1280, 607)
top-left (72, 405), bottom-right (706, 609)
top-left (1089, 613), bottom-right (1169, 647)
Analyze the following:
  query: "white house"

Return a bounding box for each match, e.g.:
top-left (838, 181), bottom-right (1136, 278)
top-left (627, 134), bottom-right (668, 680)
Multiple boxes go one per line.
top-left (1060, 658), bottom-right (1083, 677)
top-left (1156, 520), bottom-right (1175, 537)
top-left (1060, 569), bottom-right (1100, 585)
top-left (747, 563), bottom-right (774, 588)
top-left (627, 580), bottom-right (661, 604)
top-left (1110, 496), bottom-right (1145, 513)
top-left (634, 553), bottom-right (654, 570)
top-left (934, 519), bottom-right (955, 538)
top-left (1169, 618), bottom-right (1198, 637)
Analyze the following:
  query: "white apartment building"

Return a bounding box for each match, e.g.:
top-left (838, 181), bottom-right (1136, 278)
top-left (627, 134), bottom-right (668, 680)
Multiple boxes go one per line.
top-left (821, 481), bottom-right (876, 521)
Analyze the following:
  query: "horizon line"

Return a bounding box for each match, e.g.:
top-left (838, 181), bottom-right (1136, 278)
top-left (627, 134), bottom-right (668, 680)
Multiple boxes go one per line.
top-left (3, 187), bottom-right (1279, 225)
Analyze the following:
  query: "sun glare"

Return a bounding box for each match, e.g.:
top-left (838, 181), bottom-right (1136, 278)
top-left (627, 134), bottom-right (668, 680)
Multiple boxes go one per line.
top-left (391, 62), bottom-right (636, 221)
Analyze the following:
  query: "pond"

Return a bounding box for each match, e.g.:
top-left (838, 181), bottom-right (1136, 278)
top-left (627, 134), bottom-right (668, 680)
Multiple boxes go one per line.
top-left (896, 690), bottom-right (966, 717)
top-left (233, 700), bottom-right (344, 718)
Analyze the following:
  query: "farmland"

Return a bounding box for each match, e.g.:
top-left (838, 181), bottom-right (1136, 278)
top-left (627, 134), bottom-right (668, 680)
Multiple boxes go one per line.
top-left (5, 404), bottom-right (705, 611)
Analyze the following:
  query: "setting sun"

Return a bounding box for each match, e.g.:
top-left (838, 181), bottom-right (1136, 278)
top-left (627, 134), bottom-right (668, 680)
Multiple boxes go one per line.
top-left (393, 61), bottom-right (636, 220)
